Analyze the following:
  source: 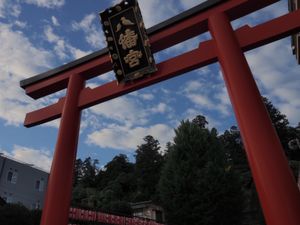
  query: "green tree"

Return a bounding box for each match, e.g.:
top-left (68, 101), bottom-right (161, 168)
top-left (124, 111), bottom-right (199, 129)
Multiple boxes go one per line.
top-left (220, 126), bottom-right (250, 186)
top-left (0, 204), bottom-right (32, 225)
top-left (96, 154), bottom-right (134, 190)
top-left (30, 209), bottom-right (42, 225)
top-left (262, 97), bottom-right (288, 147)
top-left (72, 155), bottom-right (136, 214)
top-left (73, 157), bottom-right (99, 188)
top-left (135, 135), bottom-right (164, 202)
top-left (219, 98), bottom-right (298, 225)
top-left (81, 157), bottom-right (99, 187)
top-left (72, 186), bottom-right (98, 209)
top-left (263, 98), bottom-right (299, 156)
top-left (159, 118), bottom-right (244, 225)
top-left (0, 196), bottom-right (5, 206)
top-left (96, 155), bottom-right (136, 213)
top-left (73, 158), bottom-right (83, 187)
top-left (72, 157), bottom-right (99, 209)
top-left (220, 126), bottom-right (265, 224)
top-left (192, 114), bottom-right (208, 128)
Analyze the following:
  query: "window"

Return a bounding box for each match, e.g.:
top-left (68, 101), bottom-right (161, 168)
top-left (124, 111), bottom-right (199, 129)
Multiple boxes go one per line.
top-left (11, 172), bottom-right (18, 184)
top-left (134, 208), bottom-right (144, 217)
top-left (35, 180), bottom-right (40, 190)
top-left (40, 178), bottom-right (44, 191)
top-left (7, 171), bottom-right (17, 184)
top-left (35, 179), bottom-right (44, 192)
top-left (7, 171), bottom-right (13, 182)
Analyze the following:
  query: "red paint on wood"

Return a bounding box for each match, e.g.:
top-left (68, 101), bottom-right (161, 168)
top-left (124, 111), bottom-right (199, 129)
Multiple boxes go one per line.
top-left (209, 12), bottom-right (300, 225)
top-left (40, 74), bottom-right (85, 225)
top-left (24, 9), bottom-right (300, 127)
top-left (24, 98), bottom-right (64, 127)
top-left (23, 0), bottom-right (278, 99)
top-left (22, 1), bottom-right (300, 225)
top-left (69, 208), bottom-right (163, 225)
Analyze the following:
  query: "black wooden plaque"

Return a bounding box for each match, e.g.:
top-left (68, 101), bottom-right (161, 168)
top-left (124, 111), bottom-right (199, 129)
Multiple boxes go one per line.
top-left (100, 0), bottom-right (157, 83)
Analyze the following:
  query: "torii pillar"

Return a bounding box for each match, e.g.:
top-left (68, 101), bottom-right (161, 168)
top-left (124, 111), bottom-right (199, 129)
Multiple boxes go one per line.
top-left (20, 0), bottom-right (300, 225)
top-left (209, 12), bottom-right (300, 225)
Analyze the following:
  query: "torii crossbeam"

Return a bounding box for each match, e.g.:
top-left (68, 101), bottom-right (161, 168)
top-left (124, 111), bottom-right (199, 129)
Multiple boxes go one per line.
top-left (20, 0), bottom-right (300, 225)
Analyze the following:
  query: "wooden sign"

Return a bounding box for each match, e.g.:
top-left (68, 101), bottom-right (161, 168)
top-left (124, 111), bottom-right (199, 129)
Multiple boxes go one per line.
top-left (100, 0), bottom-right (157, 83)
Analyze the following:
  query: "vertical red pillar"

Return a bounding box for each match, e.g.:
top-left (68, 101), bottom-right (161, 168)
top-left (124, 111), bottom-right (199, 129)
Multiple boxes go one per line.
top-left (40, 74), bottom-right (84, 225)
top-left (208, 12), bottom-right (300, 225)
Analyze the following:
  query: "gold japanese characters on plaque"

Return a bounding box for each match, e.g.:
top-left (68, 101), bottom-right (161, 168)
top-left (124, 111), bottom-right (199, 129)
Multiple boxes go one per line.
top-left (100, 0), bottom-right (157, 83)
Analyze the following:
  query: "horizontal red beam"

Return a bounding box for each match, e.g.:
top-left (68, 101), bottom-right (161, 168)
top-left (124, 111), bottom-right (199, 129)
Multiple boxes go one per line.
top-left (25, 55), bottom-right (111, 99)
top-left (24, 9), bottom-right (300, 127)
top-left (24, 40), bottom-right (215, 127)
top-left (24, 0), bottom-right (277, 99)
top-left (25, 98), bottom-right (65, 127)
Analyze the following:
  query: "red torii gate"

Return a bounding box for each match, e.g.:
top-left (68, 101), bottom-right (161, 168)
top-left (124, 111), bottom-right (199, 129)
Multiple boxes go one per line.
top-left (20, 0), bottom-right (300, 225)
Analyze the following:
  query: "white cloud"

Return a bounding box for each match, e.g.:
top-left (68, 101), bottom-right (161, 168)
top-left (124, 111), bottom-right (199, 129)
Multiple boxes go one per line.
top-left (0, 0), bottom-right (21, 18)
top-left (112, 0), bottom-right (211, 29)
top-left (246, 38), bottom-right (300, 125)
top-left (0, 25), bottom-right (51, 77)
top-left (180, 0), bottom-right (207, 10)
top-left (11, 4), bottom-right (21, 17)
top-left (0, 0), bottom-right (5, 18)
top-left (51, 16), bottom-right (60, 26)
top-left (184, 80), bottom-right (204, 92)
top-left (182, 80), bottom-right (232, 117)
top-left (112, 0), bottom-right (179, 28)
top-left (214, 86), bottom-right (231, 108)
top-left (139, 0), bottom-right (179, 27)
top-left (89, 94), bottom-right (175, 128)
top-left (72, 14), bottom-right (95, 30)
top-left (150, 102), bottom-right (171, 114)
top-left (14, 20), bottom-right (27, 28)
top-left (184, 108), bottom-right (222, 129)
top-left (187, 93), bottom-right (215, 109)
top-left (232, 1), bottom-right (287, 29)
top-left (87, 123), bottom-right (174, 151)
top-left (70, 47), bottom-right (90, 59)
top-left (1, 145), bottom-right (53, 172)
top-left (0, 22), bottom-right (58, 125)
top-left (140, 93), bottom-right (154, 101)
top-left (72, 14), bottom-right (105, 49)
top-left (0, 23), bottom-right (52, 78)
top-left (129, 91), bottom-right (155, 101)
top-left (89, 96), bottom-right (149, 127)
top-left (44, 25), bottom-right (59, 42)
top-left (24, 0), bottom-right (65, 8)
top-left (44, 25), bottom-right (67, 59)
top-left (44, 25), bottom-right (90, 60)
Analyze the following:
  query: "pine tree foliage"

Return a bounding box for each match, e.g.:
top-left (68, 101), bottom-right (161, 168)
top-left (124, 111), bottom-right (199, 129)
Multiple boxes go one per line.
top-left (159, 119), bottom-right (244, 225)
top-left (262, 96), bottom-right (300, 160)
top-left (262, 97), bottom-right (291, 152)
top-left (68, 98), bottom-right (299, 224)
top-left (135, 135), bottom-right (164, 202)
top-left (0, 204), bottom-right (41, 225)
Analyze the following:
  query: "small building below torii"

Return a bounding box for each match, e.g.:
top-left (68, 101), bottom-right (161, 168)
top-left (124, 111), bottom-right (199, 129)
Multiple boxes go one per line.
top-left (131, 201), bottom-right (165, 223)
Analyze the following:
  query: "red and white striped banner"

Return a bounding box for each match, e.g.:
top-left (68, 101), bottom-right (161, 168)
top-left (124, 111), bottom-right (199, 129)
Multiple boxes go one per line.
top-left (69, 207), bottom-right (164, 225)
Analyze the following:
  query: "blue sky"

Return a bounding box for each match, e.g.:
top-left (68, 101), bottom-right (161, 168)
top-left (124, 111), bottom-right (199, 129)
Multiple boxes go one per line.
top-left (0, 0), bottom-right (299, 171)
